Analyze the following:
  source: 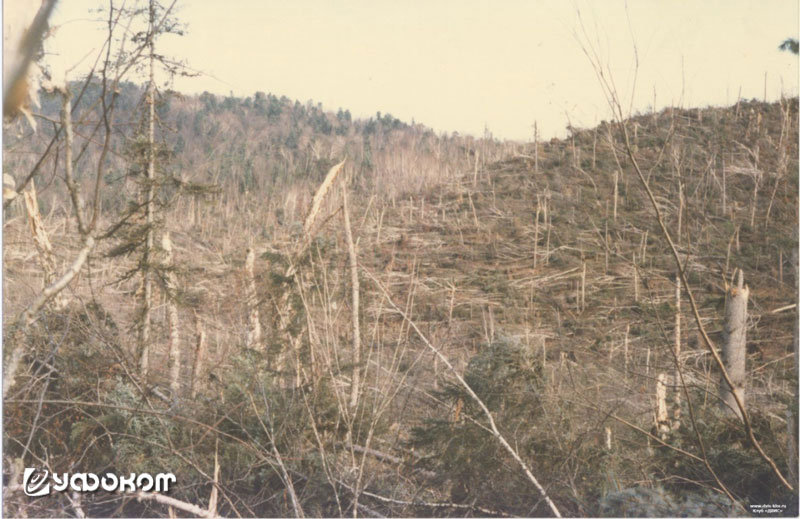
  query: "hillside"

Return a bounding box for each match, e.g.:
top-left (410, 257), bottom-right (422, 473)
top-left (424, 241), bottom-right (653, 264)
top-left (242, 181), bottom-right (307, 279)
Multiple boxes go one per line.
top-left (3, 95), bottom-right (798, 517)
top-left (3, 83), bottom-right (509, 221)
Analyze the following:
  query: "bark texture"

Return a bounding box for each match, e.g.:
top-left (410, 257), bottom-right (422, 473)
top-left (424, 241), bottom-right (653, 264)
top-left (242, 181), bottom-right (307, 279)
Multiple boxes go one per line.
top-left (721, 269), bottom-right (749, 420)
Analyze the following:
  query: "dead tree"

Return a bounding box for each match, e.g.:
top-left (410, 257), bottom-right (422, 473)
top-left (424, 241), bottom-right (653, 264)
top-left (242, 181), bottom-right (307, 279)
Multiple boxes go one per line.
top-left (656, 373), bottom-right (671, 439)
top-left (720, 269), bottom-right (749, 420)
top-left (162, 233), bottom-right (181, 397)
top-left (342, 183), bottom-right (361, 410)
top-left (190, 316), bottom-right (207, 399)
top-left (138, 1), bottom-right (158, 378)
top-left (672, 274), bottom-right (681, 430)
top-left (244, 248), bottom-right (262, 349)
top-left (23, 181), bottom-right (66, 310)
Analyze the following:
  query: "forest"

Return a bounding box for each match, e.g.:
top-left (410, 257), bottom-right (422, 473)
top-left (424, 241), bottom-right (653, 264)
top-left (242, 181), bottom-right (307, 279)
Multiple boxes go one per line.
top-left (3, 1), bottom-right (799, 517)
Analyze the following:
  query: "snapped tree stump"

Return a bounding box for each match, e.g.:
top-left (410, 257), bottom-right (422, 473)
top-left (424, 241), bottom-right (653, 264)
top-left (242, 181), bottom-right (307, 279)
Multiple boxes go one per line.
top-left (720, 269), bottom-right (749, 420)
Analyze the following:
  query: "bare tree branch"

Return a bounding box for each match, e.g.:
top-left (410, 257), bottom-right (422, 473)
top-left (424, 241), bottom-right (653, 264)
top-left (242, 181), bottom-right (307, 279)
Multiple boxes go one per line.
top-left (363, 267), bottom-right (563, 518)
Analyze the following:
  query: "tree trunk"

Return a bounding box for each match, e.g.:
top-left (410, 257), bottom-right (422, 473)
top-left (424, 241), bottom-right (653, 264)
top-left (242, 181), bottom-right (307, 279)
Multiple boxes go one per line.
top-left (533, 195), bottom-right (540, 269)
top-left (244, 248), bottom-right (262, 350)
top-left (656, 373), bottom-right (670, 439)
top-left (138, 1), bottom-right (157, 378)
top-left (613, 169), bottom-right (619, 222)
top-left (671, 274), bottom-right (681, 431)
top-left (533, 121), bottom-right (539, 173)
top-left (720, 269), bottom-right (749, 420)
top-left (163, 233), bottom-right (181, 397)
top-left (190, 316), bottom-right (206, 399)
top-left (23, 181), bottom-right (66, 310)
top-left (4, 236), bottom-right (95, 398)
top-left (342, 184), bottom-right (361, 411)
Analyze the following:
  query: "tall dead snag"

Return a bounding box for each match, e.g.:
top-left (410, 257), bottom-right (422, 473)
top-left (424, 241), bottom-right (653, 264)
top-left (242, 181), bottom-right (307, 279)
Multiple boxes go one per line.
top-left (721, 269), bottom-right (749, 420)
top-left (162, 233), bottom-right (181, 396)
top-left (613, 169), bottom-right (619, 222)
top-left (656, 373), bottom-right (671, 439)
top-left (190, 316), bottom-right (207, 399)
top-left (533, 194), bottom-right (541, 268)
top-left (59, 87), bottom-right (86, 235)
top-left (244, 248), bottom-right (262, 350)
top-left (342, 183), bottom-right (361, 410)
top-left (655, 276), bottom-right (683, 439)
top-left (138, 1), bottom-right (158, 378)
top-left (533, 121), bottom-right (539, 173)
top-left (473, 149), bottom-right (481, 186)
top-left (23, 181), bottom-right (66, 310)
top-left (672, 274), bottom-right (681, 430)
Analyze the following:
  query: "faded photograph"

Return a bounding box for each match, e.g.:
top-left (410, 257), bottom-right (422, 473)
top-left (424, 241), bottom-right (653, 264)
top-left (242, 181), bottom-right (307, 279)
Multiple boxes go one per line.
top-left (2, 1), bottom-right (798, 517)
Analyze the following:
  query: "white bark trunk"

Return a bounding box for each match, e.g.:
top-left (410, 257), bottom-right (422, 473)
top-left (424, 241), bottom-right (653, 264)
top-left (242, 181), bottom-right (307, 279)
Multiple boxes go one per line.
top-left (672, 274), bottom-right (681, 430)
top-left (342, 185), bottom-right (361, 411)
top-left (139, 1), bottom-right (157, 378)
top-left (656, 373), bottom-right (670, 439)
top-left (244, 248), bottom-right (262, 349)
top-left (4, 236), bottom-right (95, 398)
top-left (163, 233), bottom-right (181, 396)
top-left (720, 269), bottom-right (749, 420)
top-left (190, 317), bottom-right (207, 399)
top-left (23, 182), bottom-right (66, 309)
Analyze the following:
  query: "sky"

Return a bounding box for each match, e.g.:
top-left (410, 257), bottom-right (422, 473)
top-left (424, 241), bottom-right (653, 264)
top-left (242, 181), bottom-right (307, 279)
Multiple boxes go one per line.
top-left (33, 0), bottom-right (800, 140)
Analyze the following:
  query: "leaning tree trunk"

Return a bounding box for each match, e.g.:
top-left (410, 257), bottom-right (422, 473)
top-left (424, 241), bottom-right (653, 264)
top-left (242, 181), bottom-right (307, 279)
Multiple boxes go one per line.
top-left (720, 269), bottom-right (748, 420)
top-left (23, 181), bottom-right (66, 310)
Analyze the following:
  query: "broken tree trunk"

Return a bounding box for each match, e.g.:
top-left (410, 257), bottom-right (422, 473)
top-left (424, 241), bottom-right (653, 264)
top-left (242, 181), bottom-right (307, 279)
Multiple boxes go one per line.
top-left (720, 269), bottom-right (749, 420)
top-left (244, 248), bottom-right (262, 350)
top-left (4, 235), bottom-right (95, 398)
top-left (23, 181), bottom-right (66, 310)
top-left (190, 316), bottom-right (207, 399)
top-left (342, 184), bottom-right (362, 411)
top-left (656, 373), bottom-right (671, 439)
top-left (672, 274), bottom-right (682, 431)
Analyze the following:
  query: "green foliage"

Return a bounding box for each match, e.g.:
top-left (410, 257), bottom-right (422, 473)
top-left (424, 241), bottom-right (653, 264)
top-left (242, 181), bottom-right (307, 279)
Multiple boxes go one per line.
top-left (651, 405), bottom-right (797, 514)
top-left (410, 338), bottom-right (550, 514)
top-left (600, 486), bottom-right (737, 517)
top-left (106, 380), bottom-right (183, 476)
top-left (779, 38), bottom-right (799, 55)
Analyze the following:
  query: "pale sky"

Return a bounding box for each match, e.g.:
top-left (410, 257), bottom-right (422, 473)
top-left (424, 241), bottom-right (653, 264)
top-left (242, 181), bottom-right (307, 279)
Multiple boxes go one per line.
top-left (40, 0), bottom-right (800, 140)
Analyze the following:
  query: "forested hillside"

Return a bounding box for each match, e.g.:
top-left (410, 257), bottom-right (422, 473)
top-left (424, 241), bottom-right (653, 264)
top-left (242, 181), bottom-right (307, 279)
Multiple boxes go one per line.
top-left (4, 68), bottom-right (798, 517)
top-left (4, 81), bottom-right (508, 227)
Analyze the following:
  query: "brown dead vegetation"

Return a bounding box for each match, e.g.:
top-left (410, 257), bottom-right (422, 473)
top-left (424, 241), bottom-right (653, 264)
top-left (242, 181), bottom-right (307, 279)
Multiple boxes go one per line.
top-left (3, 93), bottom-right (798, 517)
